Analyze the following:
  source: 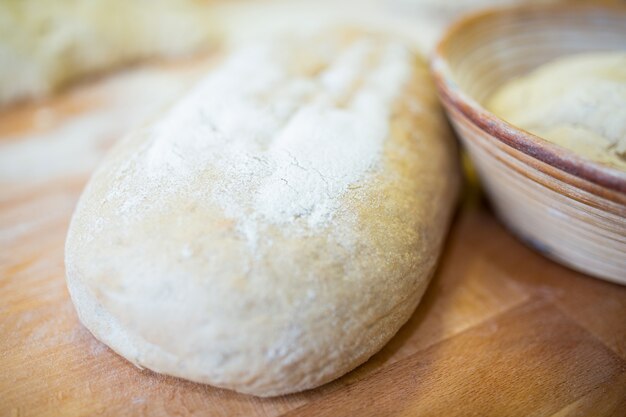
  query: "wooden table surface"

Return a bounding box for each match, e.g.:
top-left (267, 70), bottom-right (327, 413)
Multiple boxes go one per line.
top-left (1, 61), bottom-right (625, 417)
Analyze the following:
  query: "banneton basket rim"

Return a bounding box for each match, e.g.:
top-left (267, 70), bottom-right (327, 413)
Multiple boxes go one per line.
top-left (430, 3), bottom-right (626, 199)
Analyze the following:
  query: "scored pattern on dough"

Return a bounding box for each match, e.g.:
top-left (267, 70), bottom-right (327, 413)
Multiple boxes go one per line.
top-left (129, 33), bottom-right (412, 247)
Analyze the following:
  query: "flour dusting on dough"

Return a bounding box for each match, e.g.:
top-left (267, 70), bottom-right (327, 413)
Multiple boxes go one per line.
top-left (141, 35), bottom-right (411, 246)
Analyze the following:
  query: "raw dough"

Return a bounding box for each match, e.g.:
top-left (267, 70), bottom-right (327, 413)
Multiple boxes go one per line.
top-left (487, 52), bottom-right (626, 170)
top-left (0, 0), bottom-right (217, 106)
top-left (65, 30), bottom-right (459, 397)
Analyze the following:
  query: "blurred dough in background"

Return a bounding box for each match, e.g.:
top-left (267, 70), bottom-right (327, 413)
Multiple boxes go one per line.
top-left (0, 0), bottom-right (617, 107)
top-left (0, 0), bottom-right (218, 106)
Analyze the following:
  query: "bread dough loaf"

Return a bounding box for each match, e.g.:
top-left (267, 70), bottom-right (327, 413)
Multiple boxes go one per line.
top-left (0, 0), bottom-right (217, 106)
top-left (65, 30), bottom-right (459, 397)
top-left (487, 52), bottom-right (626, 170)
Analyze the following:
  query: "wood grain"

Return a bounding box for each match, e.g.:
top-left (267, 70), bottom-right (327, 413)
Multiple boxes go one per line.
top-left (1, 61), bottom-right (626, 417)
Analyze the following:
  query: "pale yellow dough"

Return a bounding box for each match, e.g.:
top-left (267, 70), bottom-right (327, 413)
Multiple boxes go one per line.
top-left (0, 0), bottom-right (217, 106)
top-left (487, 52), bottom-right (626, 170)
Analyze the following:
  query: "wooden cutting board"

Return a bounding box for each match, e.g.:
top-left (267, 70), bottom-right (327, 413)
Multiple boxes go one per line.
top-left (1, 60), bottom-right (625, 417)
